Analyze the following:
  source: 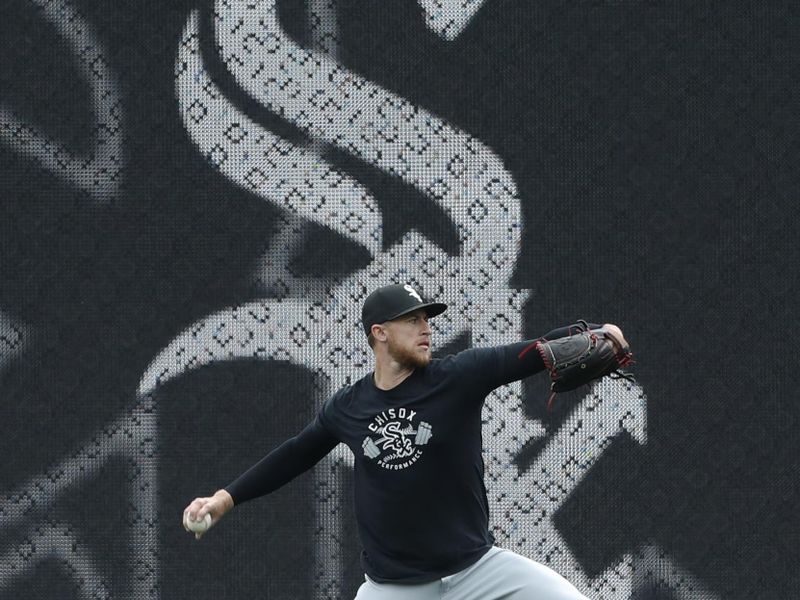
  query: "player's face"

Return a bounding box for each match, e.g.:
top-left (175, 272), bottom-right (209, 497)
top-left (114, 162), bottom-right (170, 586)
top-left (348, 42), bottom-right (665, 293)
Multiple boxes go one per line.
top-left (384, 309), bottom-right (432, 368)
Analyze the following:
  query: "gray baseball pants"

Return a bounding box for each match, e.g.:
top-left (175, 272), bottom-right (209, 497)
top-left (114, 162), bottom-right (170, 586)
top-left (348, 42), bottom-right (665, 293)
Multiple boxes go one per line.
top-left (353, 547), bottom-right (588, 600)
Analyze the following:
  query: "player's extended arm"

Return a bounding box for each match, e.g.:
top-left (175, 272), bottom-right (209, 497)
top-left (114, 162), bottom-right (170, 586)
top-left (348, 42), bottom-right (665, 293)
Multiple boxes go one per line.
top-left (484, 321), bottom-right (627, 386)
top-left (488, 321), bottom-right (603, 386)
top-left (182, 417), bottom-right (338, 539)
top-left (535, 322), bottom-right (632, 410)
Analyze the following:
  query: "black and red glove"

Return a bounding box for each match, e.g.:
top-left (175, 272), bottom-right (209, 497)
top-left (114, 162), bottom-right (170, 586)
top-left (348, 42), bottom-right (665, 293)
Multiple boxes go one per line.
top-left (535, 323), bottom-right (634, 411)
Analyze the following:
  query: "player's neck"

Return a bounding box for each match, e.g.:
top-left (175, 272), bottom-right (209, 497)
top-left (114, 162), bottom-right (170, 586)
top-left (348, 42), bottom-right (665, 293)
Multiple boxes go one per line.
top-left (372, 358), bottom-right (415, 390)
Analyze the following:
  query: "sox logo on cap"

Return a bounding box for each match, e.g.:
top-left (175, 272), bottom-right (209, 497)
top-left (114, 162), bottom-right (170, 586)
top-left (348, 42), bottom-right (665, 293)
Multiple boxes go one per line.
top-left (404, 284), bottom-right (422, 303)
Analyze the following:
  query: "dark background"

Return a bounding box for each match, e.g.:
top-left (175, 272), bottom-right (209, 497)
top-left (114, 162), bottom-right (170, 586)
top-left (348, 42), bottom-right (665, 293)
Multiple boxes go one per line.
top-left (1, 0), bottom-right (798, 598)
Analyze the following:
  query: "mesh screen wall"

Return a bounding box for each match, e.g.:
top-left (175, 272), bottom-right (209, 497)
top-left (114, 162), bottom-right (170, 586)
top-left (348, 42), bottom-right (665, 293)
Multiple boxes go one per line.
top-left (1, 1), bottom-right (798, 598)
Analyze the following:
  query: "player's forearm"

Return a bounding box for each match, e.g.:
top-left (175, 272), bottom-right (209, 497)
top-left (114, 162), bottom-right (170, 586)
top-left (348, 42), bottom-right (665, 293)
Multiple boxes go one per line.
top-left (224, 419), bottom-right (338, 505)
top-left (538, 321), bottom-right (601, 341)
top-left (491, 322), bottom-right (603, 386)
top-left (224, 437), bottom-right (305, 504)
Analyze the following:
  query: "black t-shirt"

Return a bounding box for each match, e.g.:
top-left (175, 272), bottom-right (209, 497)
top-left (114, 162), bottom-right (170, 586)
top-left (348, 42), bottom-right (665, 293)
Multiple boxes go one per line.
top-left (320, 341), bottom-right (546, 582)
top-left (226, 341), bottom-right (543, 583)
top-left (225, 325), bottom-right (590, 583)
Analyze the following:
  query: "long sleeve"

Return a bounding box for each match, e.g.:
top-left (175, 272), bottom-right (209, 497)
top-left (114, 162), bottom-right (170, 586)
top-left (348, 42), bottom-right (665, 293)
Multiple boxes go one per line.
top-left (492, 321), bottom-right (603, 386)
top-left (454, 321), bottom-right (602, 391)
top-left (538, 321), bottom-right (600, 342)
top-left (224, 416), bottom-right (339, 505)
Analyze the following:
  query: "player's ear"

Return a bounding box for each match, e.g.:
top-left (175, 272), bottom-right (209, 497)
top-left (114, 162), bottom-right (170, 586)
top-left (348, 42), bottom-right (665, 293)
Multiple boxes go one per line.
top-left (371, 323), bottom-right (388, 342)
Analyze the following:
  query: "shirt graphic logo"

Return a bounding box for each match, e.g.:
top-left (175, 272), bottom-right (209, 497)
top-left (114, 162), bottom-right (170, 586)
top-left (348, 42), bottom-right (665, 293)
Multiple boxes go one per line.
top-left (404, 284), bottom-right (422, 303)
top-left (362, 407), bottom-right (432, 470)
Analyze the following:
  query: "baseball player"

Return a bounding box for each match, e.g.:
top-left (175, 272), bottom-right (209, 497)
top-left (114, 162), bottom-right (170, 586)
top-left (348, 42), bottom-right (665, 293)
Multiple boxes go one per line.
top-left (183, 283), bottom-right (633, 599)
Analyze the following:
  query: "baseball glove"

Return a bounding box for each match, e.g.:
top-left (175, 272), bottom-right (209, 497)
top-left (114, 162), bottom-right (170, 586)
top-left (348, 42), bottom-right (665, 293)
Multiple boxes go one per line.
top-left (535, 322), bottom-right (634, 411)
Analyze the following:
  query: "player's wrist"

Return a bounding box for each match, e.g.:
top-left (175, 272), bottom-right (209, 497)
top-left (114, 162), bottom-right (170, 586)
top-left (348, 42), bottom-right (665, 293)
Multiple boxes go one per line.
top-left (214, 489), bottom-right (234, 512)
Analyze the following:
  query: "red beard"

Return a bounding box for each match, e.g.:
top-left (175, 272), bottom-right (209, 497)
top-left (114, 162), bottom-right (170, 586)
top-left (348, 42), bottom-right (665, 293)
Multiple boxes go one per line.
top-left (387, 337), bottom-right (431, 369)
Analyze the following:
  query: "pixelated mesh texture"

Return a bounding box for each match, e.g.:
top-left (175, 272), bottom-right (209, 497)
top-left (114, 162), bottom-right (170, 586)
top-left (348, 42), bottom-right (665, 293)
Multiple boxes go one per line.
top-left (150, 2), bottom-right (670, 598)
top-left (3, 0), bottom-right (788, 598)
top-left (0, 0), bottom-right (122, 204)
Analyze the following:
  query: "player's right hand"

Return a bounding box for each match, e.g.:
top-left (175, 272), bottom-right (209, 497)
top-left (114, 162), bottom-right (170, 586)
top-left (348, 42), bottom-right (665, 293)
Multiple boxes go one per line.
top-left (182, 489), bottom-right (234, 539)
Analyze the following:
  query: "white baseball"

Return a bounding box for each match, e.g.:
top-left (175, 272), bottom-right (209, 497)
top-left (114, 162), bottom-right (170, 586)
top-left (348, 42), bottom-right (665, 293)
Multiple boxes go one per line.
top-left (184, 512), bottom-right (212, 533)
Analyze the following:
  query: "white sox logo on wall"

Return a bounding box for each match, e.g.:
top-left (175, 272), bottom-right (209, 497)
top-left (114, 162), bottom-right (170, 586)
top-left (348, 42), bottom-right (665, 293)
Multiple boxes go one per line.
top-left (362, 408), bottom-right (433, 470)
top-left (0, 1), bottom-right (140, 599)
top-left (0, 2), bottom-right (717, 599)
top-left (156, 2), bottom-right (710, 599)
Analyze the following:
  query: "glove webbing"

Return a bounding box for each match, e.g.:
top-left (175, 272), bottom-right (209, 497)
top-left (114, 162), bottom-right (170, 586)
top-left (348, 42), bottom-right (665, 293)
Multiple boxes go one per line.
top-left (539, 328), bottom-right (635, 412)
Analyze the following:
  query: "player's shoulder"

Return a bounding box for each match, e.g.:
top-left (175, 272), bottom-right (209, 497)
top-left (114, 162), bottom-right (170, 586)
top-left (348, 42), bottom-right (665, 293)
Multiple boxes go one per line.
top-left (324, 380), bottom-right (355, 407)
top-left (426, 354), bottom-right (459, 375)
top-left (322, 374), bottom-right (369, 412)
top-left (425, 346), bottom-right (494, 377)
top-left (318, 374), bottom-right (376, 431)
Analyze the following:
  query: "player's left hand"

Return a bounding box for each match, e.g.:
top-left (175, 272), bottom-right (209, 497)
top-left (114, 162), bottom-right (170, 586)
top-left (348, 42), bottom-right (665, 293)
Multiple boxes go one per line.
top-left (536, 323), bottom-right (634, 411)
top-left (602, 323), bottom-right (629, 350)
